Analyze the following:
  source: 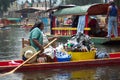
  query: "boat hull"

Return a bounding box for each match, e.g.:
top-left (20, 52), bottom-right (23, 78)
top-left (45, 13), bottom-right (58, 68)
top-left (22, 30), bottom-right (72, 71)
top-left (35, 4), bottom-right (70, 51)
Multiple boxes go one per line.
top-left (0, 57), bottom-right (120, 72)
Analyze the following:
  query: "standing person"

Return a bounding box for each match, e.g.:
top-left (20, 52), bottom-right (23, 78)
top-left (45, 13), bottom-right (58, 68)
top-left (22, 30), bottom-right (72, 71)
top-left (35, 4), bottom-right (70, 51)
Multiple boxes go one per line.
top-left (106, 1), bottom-right (118, 38)
top-left (49, 11), bottom-right (56, 34)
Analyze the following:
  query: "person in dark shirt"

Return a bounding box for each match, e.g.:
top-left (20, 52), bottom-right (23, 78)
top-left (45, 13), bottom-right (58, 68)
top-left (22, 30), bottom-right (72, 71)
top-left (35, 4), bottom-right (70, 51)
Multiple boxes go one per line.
top-left (72, 16), bottom-right (79, 27)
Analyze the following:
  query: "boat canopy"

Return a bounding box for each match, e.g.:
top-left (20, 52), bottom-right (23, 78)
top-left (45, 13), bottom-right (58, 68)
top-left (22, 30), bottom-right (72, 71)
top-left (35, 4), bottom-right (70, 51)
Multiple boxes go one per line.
top-left (54, 3), bottom-right (109, 16)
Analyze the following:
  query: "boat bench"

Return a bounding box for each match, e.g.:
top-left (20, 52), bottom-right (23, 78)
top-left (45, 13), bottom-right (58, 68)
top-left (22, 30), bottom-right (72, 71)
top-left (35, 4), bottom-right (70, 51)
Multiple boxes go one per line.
top-left (22, 38), bottom-right (30, 48)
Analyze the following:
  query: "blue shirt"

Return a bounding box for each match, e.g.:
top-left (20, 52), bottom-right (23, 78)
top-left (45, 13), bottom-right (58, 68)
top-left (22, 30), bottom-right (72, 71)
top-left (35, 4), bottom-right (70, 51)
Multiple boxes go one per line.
top-left (29, 27), bottom-right (43, 51)
top-left (109, 6), bottom-right (117, 17)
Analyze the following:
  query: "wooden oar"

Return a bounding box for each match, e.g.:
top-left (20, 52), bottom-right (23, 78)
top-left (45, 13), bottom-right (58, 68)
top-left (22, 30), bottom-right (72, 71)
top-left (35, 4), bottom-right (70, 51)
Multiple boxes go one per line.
top-left (0, 38), bottom-right (57, 77)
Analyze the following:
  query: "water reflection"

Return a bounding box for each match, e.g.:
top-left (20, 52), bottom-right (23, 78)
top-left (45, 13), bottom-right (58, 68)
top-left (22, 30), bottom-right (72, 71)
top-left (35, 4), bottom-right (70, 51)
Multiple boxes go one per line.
top-left (1, 66), bottom-right (118, 80)
top-left (0, 66), bottom-right (120, 80)
top-left (0, 73), bottom-right (23, 80)
top-left (0, 27), bottom-right (29, 60)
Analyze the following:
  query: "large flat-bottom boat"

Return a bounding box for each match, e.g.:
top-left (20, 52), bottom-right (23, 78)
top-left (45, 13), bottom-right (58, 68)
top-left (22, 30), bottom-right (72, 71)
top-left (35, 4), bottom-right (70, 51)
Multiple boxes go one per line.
top-left (0, 52), bottom-right (120, 72)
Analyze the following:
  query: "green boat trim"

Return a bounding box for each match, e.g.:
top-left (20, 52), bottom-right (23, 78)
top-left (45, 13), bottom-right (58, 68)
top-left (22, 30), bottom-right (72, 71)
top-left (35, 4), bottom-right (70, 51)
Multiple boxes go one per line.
top-left (47, 35), bottom-right (120, 44)
top-left (91, 37), bottom-right (108, 44)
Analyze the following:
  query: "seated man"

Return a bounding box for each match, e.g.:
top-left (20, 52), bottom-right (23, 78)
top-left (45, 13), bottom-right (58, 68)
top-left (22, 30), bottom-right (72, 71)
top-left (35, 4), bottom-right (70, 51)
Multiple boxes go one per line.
top-left (88, 18), bottom-right (107, 37)
top-left (88, 18), bottom-right (100, 36)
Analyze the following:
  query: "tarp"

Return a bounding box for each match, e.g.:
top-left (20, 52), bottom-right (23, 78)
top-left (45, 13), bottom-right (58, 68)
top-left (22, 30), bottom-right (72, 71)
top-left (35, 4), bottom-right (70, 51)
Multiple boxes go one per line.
top-left (54, 3), bottom-right (109, 16)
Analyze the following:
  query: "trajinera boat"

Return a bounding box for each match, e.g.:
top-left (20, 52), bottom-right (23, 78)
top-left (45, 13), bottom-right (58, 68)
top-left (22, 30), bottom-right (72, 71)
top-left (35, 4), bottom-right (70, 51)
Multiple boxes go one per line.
top-left (48, 3), bottom-right (120, 44)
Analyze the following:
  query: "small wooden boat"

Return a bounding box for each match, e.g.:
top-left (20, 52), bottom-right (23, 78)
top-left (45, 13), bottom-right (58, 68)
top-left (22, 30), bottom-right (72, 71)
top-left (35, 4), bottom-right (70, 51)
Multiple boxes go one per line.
top-left (0, 52), bottom-right (120, 72)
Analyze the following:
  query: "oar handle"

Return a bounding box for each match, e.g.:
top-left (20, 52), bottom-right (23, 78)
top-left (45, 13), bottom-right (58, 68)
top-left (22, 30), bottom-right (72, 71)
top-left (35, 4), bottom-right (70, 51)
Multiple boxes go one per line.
top-left (12, 38), bottom-right (57, 72)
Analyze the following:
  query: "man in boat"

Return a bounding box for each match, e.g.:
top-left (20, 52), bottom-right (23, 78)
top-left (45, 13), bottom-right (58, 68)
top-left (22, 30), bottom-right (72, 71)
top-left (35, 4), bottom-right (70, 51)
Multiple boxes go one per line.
top-left (88, 17), bottom-right (107, 37)
top-left (28, 21), bottom-right (58, 63)
top-left (88, 18), bottom-right (100, 37)
top-left (106, 1), bottom-right (118, 38)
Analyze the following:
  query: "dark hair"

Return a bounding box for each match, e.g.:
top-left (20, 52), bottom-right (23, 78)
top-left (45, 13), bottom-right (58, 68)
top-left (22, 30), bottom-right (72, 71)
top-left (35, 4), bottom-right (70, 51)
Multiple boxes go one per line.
top-left (30, 22), bottom-right (44, 31)
top-left (110, 1), bottom-right (115, 6)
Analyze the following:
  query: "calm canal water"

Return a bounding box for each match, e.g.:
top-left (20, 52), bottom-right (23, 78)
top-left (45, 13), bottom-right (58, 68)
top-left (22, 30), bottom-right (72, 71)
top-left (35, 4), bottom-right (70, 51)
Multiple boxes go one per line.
top-left (0, 26), bottom-right (120, 80)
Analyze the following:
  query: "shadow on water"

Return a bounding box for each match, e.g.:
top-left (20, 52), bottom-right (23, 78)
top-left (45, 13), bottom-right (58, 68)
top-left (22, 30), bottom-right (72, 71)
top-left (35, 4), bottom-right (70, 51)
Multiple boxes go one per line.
top-left (0, 27), bottom-right (120, 80)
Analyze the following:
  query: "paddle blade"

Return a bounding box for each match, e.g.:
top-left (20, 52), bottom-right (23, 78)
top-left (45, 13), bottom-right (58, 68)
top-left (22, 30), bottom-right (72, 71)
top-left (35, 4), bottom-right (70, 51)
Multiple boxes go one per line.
top-left (0, 71), bottom-right (14, 77)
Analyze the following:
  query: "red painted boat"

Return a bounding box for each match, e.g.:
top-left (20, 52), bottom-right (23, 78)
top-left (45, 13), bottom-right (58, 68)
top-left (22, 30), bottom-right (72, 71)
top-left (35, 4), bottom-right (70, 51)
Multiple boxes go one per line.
top-left (0, 52), bottom-right (120, 72)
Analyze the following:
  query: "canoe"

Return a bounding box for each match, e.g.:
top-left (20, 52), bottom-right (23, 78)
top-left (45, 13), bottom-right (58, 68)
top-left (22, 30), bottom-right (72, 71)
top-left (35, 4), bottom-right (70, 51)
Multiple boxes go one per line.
top-left (0, 52), bottom-right (120, 72)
